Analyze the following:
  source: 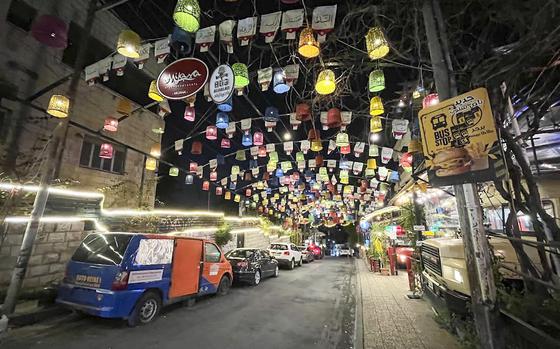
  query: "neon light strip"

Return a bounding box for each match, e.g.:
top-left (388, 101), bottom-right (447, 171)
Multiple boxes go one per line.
top-left (0, 183), bottom-right (104, 199)
top-left (224, 216), bottom-right (261, 222)
top-left (100, 209), bottom-right (223, 217)
top-left (4, 216), bottom-right (97, 223)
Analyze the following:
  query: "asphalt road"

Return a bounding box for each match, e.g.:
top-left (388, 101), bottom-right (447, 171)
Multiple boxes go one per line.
top-left (3, 257), bottom-right (357, 349)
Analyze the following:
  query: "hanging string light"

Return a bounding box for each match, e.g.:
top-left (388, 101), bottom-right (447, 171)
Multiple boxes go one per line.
top-left (368, 69), bottom-right (385, 92)
top-left (315, 69), bottom-right (336, 95)
top-left (298, 27), bottom-right (320, 58)
top-left (148, 80), bottom-right (163, 102)
top-left (365, 27), bottom-right (389, 60)
top-left (47, 94), bottom-right (69, 118)
top-left (173, 0), bottom-right (201, 33)
top-left (116, 29), bottom-right (141, 58)
top-left (369, 96), bottom-right (384, 116)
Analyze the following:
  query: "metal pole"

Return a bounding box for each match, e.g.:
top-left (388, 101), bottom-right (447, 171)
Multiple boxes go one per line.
top-left (422, 1), bottom-right (499, 348)
top-left (2, 0), bottom-right (97, 316)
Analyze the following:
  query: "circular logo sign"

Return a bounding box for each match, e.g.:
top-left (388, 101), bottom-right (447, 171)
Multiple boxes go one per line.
top-left (157, 58), bottom-right (209, 100)
top-left (209, 64), bottom-right (234, 104)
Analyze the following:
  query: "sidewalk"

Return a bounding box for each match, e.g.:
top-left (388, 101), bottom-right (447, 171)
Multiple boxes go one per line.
top-left (356, 258), bottom-right (460, 349)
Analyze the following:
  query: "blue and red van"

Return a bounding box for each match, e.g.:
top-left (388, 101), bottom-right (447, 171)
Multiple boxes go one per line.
top-left (57, 232), bottom-right (232, 326)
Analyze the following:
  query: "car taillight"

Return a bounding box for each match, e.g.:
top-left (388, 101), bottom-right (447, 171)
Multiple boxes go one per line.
top-left (283, 251), bottom-right (290, 255)
top-left (237, 261), bottom-right (248, 268)
top-left (111, 271), bottom-right (129, 291)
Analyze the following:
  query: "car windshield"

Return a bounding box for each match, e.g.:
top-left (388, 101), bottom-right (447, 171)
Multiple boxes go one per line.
top-left (71, 233), bottom-right (132, 266)
top-left (270, 244), bottom-right (288, 250)
top-left (226, 249), bottom-right (255, 258)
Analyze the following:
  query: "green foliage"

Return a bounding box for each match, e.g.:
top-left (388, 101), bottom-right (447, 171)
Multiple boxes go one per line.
top-left (214, 224), bottom-right (232, 247)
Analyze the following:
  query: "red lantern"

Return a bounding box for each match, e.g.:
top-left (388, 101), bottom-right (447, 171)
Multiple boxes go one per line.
top-left (253, 132), bottom-right (264, 146)
top-left (216, 187), bottom-right (223, 195)
top-left (422, 93), bottom-right (439, 109)
top-left (31, 15), bottom-right (68, 48)
top-left (258, 146), bottom-right (267, 157)
top-left (206, 125), bottom-right (218, 140)
top-left (191, 141), bottom-right (202, 155)
top-left (189, 162), bottom-right (198, 173)
top-left (308, 129), bottom-right (320, 141)
top-left (103, 117), bottom-right (118, 132)
top-left (315, 155), bottom-right (324, 166)
top-left (327, 108), bottom-right (342, 128)
top-left (245, 188), bottom-right (252, 197)
top-left (221, 138), bottom-right (231, 148)
top-left (400, 152), bottom-right (413, 167)
top-left (210, 170), bottom-right (218, 181)
top-left (202, 181), bottom-right (210, 191)
top-left (244, 171), bottom-right (252, 181)
top-left (360, 180), bottom-right (368, 192)
top-left (184, 106), bottom-right (196, 121)
top-left (99, 143), bottom-right (113, 159)
top-left (296, 103), bottom-right (311, 121)
top-left (340, 145), bottom-right (351, 155)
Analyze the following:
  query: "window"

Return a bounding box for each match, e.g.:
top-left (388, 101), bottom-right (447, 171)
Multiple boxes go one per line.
top-left (79, 135), bottom-right (126, 174)
top-left (205, 243), bottom-right (221, 263)
top-left (71, 233), bottom-right (132, 266)
top-left (226, 249), bottom-right (255, 259)
top-left (270, 244), bottom-right (288, 250)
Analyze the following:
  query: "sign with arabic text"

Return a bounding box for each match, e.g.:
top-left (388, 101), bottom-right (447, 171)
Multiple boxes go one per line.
top-left (157, 58), bottom-right (209, 100)
top-left (209, 64), bottom-right (234, 104)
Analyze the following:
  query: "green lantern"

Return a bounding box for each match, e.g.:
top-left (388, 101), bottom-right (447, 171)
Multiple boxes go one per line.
top-left (296, 151), bottom-right (305, 162)
top-left (173, 0), bottom-right (200, 33)
top-left (368, 69), bottom-right (385, 92)
top-left (232, 63), bottom-right (249, 89)
top-left (269, 151), bottom-right (279, 163)
top-left (231, 165), bottom-right (240, 176)
top-left (169, 167), bottom-right (179, 177)
top-left (235, 150), bottom-right (246, 161)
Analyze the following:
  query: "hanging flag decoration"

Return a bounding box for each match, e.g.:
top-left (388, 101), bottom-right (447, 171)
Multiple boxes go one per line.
top-left (195, 25), bottom-right (216, 52)
top-left (290, 112), bottom-right (301, 130)
top-left (240, 118), bottom-right (252, 132)
top-left (84, 63), bottom-right (99, 86)
top-left (381, 147), bottom-right (393, 164)
top-left (281, 9), bottom-right (304, 40)
top-left (175, 139), bottom-right (184, 155)
top-left (226, 122), bottom-right (236, 138)
top-left (258, 67), bottom-right (273, 91)
top-left (284, 141), bottom-right (294, 155)
top-left (154, 37), bottom-right (170, 63)
top-left (134, 43), bottom-right (151, 69)
top-left (391, 119), bottom-right (409, 139)
top-left (219, 20), bottom-right (236, 53)
top-left (112, 54), bottom-right (127, 76)
top-left (284, 64), bottom-right (300, 87)
top-left (354, 142), bottom-right (365, 157)
top-left (301, 140), bottom-right (310, 154)
top-left (312, 5), bottom-right (337, 43)
top-left (237, 17), bottom-right (257, 46)
top-left (341, 111), bottom-right (352, 131)
top-left (260, 12), bottom-right (282, 43)
top-left (266, 143), bottom-right (276, 153)
top-left (353, 162), bottom-right (364, 175)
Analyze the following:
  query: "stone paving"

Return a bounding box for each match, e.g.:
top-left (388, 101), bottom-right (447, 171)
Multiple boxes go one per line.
top-left (356, 258), bottom-right (460, 349)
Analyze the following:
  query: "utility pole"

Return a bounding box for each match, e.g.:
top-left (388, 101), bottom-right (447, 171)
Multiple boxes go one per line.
top-left (422, 1), bottom-right (500, 348)
top-left (2, 0), bottom-right (97, 316)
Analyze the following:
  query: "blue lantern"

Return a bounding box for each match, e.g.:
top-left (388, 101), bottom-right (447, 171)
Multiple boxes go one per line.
top-left (229, 181), bottom-right (236, 190)
top-left (249, 159), bottom-right (258, 168)
top-left (185, 174), bottom-right (194, 184)
top-left (389, 171), bottom-right (400, 183)
top-left (217, 96), bottom-right (233, 112)
top-left (275, 168), bottom-right (284, 177)
top-left (171, 27), bottom-right (193, 56)
top-left (273, 68), bottom-right (290, 94)
top-left (242, 132), bottom-right (252, 147)
top-left (266, 188), bottom-right (272, 194)
top-left (264, 106), bottom-right (280, 122)
top-left (216, 112), bottom-right (229, 129)
top-left (339, 158), bottom-right (350, 170)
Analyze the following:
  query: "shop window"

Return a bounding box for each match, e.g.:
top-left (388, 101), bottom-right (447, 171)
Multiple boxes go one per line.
top-left (79, 135), bottom-right (126, 174)
top-left (7, 0), bottom-right (37, 32)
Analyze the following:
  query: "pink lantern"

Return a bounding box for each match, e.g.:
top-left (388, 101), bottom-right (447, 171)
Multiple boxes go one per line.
top-left (103, 117), bottom-right (118, 132)
top-left (245, 188), bottom-right (252, 197)
top-left (221, 138), bottom-right (231, 148)
top-left (99, 143), bottom-right (113, 159)
top-left (31, 15), bottom-right (68, 48)
top-left (189, 162), bottom-right (198, 173)
top-left (202, 181), bottom-right (210, 191)
top-left (253, 132), bottom-right (264, 146)
top-left (422, 93), bottom-right (439, 108)
top-left (216, 187), bottom-right (223, 195)
top-left (206, 125), bottom-right (218, 140)
top-left (184, 106), bottom-right (196, 121)
top-left (210, 171), bottom-right (218, 181)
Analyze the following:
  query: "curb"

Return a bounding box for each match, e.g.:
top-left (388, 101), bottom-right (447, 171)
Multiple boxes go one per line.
top-left (8, 306), bottom-right (71, 327)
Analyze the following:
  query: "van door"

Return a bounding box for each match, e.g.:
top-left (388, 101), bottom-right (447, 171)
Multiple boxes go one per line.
top-left (169, 239), bottom-right (203, 299)
top-left (199, 242), bottom-right (224, 295)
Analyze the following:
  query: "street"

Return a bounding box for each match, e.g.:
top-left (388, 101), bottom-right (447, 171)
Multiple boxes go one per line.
top-left (2, 257), bottom-right (357, 349)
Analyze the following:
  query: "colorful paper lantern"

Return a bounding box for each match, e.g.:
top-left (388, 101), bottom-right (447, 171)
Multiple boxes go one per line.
top-left (31, 15), bottom-right (68, 48)
top-left (99, 143), bottom-right (113, 159)
top-left (149, 80), bottom-right (164, 102)
top-left (232, 63), bottom-right (249, 89)
top-left (368, 69), bottom-right (385, 92)
top-left (273, 68), bottom-right (290, 94)
top-left (191, 141), bottom-right (202, 155)
top-left (327, 108), bottom-right (342, 128)
top-left (221, 138), bottom-right (231, 148)
top-left (206, 126), bottom-right (218, 140)
top-left (146, 157), bottom-right (157, 171)
top-left (173, 0), bottom-right (201, 33)
top-left (253, 132), bottom-right (264, 146)
top-left (369, 96), bottom-right (384, 116)
top-left (202, 180), bottom-right (210, 191)
top-left (298, 27), bottom-right (320, 58)
top-left (269, 151), bottom-right (279, 163)
top-left (367, 158), bottom-right (377, 169)
top-left (335, 132), bottom-right (349, 147)
top-left (216, 112), bottom-right (229, 129)
top-left (184, 106), bottom-right (196, 121)
top-left (225, 191), bottom-right (232, 200)
top-left (185, 174), bottom-right (194, 184)
top-left (210, 171), bottom-right (218, 181)
top-left (311, 140), bottom-right (323, 152)
top-left (242, 132), bottom-right (253, 146)
top-left (103, 117), bottom-right (118, 132)
top-left (370, 115), bottom-right (383, 133)
top-left (315, 69), bottom-right (336, 95)
top-left (235, 150), bottom-right (246, 161)
top-left (264, 106), bottom-right (280, 122)
top-left (116, 29), bottom-right (141, 58)
top-left (169, 167), bottom-right (179, 176)
top-left (47, 95), bottom-right (69, 118)
top-left (189, 162), bottom-right (198, 173)
top-left (258, 146), bottom-right (267, 158)
top-left (150, 143), bottom-right (161, 158)
top-left (308, 129), bottom-right (320, 141)
top-left (231, 165), bottom-right (240, 176)
top-left (340, 145), bottom-right (351, 155)
top-left (365, 27), bottom-right (389, 60)
top-left (217, 97), bottom-right (233, 112)
top-left (315, 155), bottom-right (324, 166)
top-left (296, 152), bottom-right (305, 162)
top-left (296, 103), bottom-right (311, 121)
top-left (422, 93), bottom-right (439, 108)
top-left (275, 168), bottom-right (284, 177)
top-left (216, 187), bottom-right (223, 195)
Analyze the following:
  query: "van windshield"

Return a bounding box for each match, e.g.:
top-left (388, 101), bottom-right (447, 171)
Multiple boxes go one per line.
top-left (71, 233), bottom-right (132, 266)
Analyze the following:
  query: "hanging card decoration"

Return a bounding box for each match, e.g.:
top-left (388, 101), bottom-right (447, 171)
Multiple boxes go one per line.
top-left (298, 161), bottom-right (306, 170)
top-left (258, 67), bottom-right (273, 91)
top-left (369, 144), bottom-right (379, 157)
top-left (196, 166), bottom-right (203, 178)
top-left (97, 57), bottom-right (112, 82)
top-left (312, 5), bottom-right (337, 43)
top-left (209, 158), bottom-right (218, 169)
top-left (265, 121), bottom-right (276, 132)
top-left (328, 140), bottom-right (337, 154)
top-left (112, 54), bottom-right (127, 76)
top-left (381, 147), bottom-right (393, 164)
top-left (308, 159), bottom-right (316, 169)
top-left (353, 162), bottom-right (364, 175)
top-left (300, 140), bottom-right (310, 154)
top-left (290, 112), bottom-right (301, 130)
top-left (240, 118), bottom-right (252, 131)
top-left (284, 64), bottom-right (300, 87)
top-left (341, 111), bottom-right (352, 130)
top-left (134, 43), bottom-right (151, 69)
top-left (266, 143), bottom-right (275, 153)
top-left (260, 12), bottom-right (282, 43)
top-left (327, 159), bottom-right (337, 171)
top-left (219, 20), bottom-right (236, 53)
top-left (154, 37), bottom-right (170, 63)
top-left (378, 166), bottom-right (389, 181)
top-left (220, 177), bottom-right (228, 186)
top-left (226, 123), bottom-right (236, 138)
top-left (252, 167), bottom-right (259, 177)
top-left (174, 139), bottom-right (184, 154)
top-left (195, 26), bottom-right (216, 52)
top-left (84, 63), bottom-right (99, 86)
top-left (250, 146), bottom-right (259, 159)
top-left (392, 119), bottom-right (409, 139)
top-left (320, 111), bottom-right (329, 130)
top-left (237, 17), bottom-right (257, 46)
top-left (354, 142), bottom-right (365, 157)
top-left (281, 9), bottom-right (304, 40)
top-left (284, 141), bottom-right (294, 155)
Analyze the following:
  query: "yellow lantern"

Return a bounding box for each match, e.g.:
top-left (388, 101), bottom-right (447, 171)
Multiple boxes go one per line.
top-left (365, 27), bottom-right (389, 60)
top-left (148, 80), bottom-right (163, 102)
top-left (370, 115), bottom-right (383, 133)
top-left (234, 194), bottom-right (241, 203)
top-left (232, 63), bottom-right (249, 89)
top-left (145, 157), bottom-right (157, 171)
top-left (150, 143), bottom-right (161, 158)
top-left (367, 158), bottom-right (377, 169)
top-left (315, 69), bottom-right (336, 95)
top-left (298, 27), bottom-right (320, 58)
top-left (225, 191), bottom-right (232, 200)
top-left (47, 94), bottom-right (70, 118)
top-left (116, 29), bottom-right (141, 58)
top-left (173, 0), bottom-right (201, 33)
top-left (311, 140), bottom-right (323, 152)
top-left (369, 96), bottom-right (384, 116)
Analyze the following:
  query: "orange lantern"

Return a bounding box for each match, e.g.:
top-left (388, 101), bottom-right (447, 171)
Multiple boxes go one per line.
top-left (340, 145), bottom-right (351, 155)
top-left (308, 129), bottom-right (320, 141)
top-left (327, 108), bottom-right (342, 128)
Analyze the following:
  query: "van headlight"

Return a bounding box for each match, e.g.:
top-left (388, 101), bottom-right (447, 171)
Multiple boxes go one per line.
top-left (442, 265), bottom-right (464, 284)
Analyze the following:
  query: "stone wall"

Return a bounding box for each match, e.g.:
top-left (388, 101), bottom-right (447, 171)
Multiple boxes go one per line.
top-left (0, 222), bottom-right (88, 291)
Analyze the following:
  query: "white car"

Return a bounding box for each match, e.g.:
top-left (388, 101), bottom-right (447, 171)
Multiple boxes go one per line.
top-left (269, 243), bottom-right (303, 269)
top-left (339, 245), bottom-right (353, 257)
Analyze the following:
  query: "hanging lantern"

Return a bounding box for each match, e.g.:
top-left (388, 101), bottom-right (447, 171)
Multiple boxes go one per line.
top-left (296, 152), bottom-right (305, 162)
top-left (365, 27), bottom-right (389, 60)
top-left (148, 80), bottom-right (163, 102)
top-left (244, 171), bottom-right (252, 182)
top-left (169, 167), bottom-right (179, 176)
top-left (275, 168), bottom-right (284, 177)
top-left (184, 106), bottom-right (196, 121)
top-left (400, 152), bottom-right (413, 171)
top-left (269, 151), bottom-right (279, 163)
top-left (216, 112), bottom-right (229, 129)
top-left (234, 194), bottom-right (241, 203)
top-left (295, 103), bottom-right (311, 121)
top-left (311, 140), bottom-right (323, 152)
top-left (150, 143), bottom-right (161, 158)
top-left (217, 97), bottom-right (233, 112)
top-left (146, 157), bottom-right (157, 171)
top-left (368, 69), bottom-right (385, 92)
top-left (367, 158), bottom-right (377, 169)
top-left (336, 132), bottom-right (349, 147)
top-left (173, 0), bottom-right (201, 33)
top-left (315, 155), bottom-right (324, 166)
top-left (103, 117), bottom-right (118, 132)
top-left (245, 188), bottom-right (252, 197)
top-left (210, 171), bottom-right (218, 181)
top-left (116, 29), bottom-right (141, 58)
top-left (189, 162), bottom-right (198, 173)
top-left (315, 69), bottom-right (336, 95)
top-left (370, 115), bottom-right (383, 133)
top-left (258, 146), bottom-right (267, 158)
top-left (191, 141), bottom-right (202, 155)
top-left (340, 145), bottom-right (351, 155)
top-left (232, 63), bottom-right (249, 89)
top-left (206, 125), bottom-right (218, 140)
top-left (231, 165), bottom-right (240, 177)
top-left (31, 15), bottom-right (68, 48)
top-left (47, 95), bottom-right (69, 118)
top-left (369, 96), bottom-right (384, 116)
top-left (308, 129), bottom-right (320, 141)
top-left (235, 150), bottom-right (246, 161)
top-left (253, 132), bottom-right (264, 146)
top-left (327, 108), bottom-right (342, 128)
top-left (273, 68), bottom-right (290, 94)
top-left (298, 27), bottom-right (320, 58)
top-left (264, 106), bottom-right (280, 122)
top-left (422, 93), bottom-right (439, 108)
top-left (185, 174), bottom-right (194, 184)
top-left (225, 191), bottom-right (232, 200)
top-left (99, 143), bottom-right (113, 159)
top-left (216, 187), bottom-right (223, 195)
top-left (221, 138), bottom-right (231, 148)
top-left (242, 132), bottom-right (252, 147)
top-left (202, 181), bottom-right (210, 191)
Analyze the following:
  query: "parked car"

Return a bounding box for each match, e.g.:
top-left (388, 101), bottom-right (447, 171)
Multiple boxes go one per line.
top-left (268, 243), bottom-right (303, 269)
top-left (57, 232), bottom-right (232, 326)
top-left (297, 246), bottom-right (314, 263)
top-left (225, 248), bottom-right (279, 286)
top-left (339, 245), bottom-right (353, 257)
top-left (307, 244), bottom-right (324, 259)
top-left (395, 246), bottom-right (414, 268)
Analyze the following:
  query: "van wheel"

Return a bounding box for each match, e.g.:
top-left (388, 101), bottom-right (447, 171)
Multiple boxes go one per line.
top-left (127, 291), bottom-right (161, 327)
top-left (217, 276), bottom-right (231, 296)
